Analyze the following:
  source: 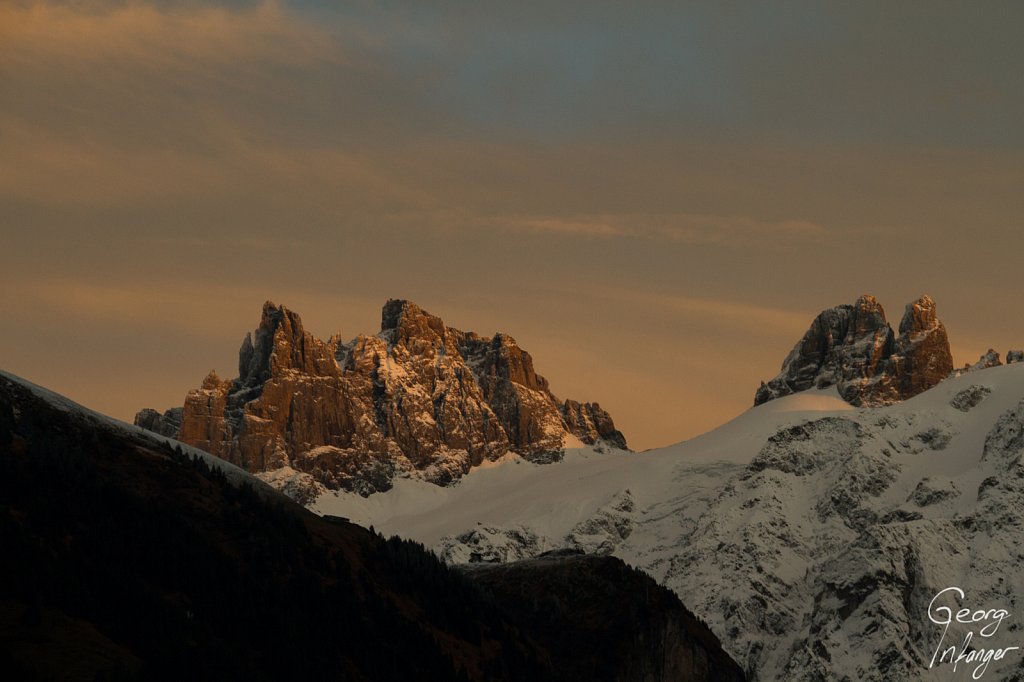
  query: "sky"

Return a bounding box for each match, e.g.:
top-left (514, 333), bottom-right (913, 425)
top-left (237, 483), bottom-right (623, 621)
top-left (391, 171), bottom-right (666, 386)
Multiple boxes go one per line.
top-left (2, 0), bottom-right (1023, 450)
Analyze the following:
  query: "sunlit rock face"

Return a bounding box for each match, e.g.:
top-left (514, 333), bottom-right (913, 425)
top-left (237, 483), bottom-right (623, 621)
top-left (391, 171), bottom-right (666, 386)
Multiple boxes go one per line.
top-left (755, 295), bottom-right (953, 407)
top-left (889, 295), bottom-right (955, 398)
top-left (137, 300), bottom-right (626, 496)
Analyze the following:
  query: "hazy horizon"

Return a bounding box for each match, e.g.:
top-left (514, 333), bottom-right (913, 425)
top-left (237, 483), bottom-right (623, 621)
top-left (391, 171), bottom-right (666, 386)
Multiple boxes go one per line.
top-left (3, 1), bottom-right (1023, 450)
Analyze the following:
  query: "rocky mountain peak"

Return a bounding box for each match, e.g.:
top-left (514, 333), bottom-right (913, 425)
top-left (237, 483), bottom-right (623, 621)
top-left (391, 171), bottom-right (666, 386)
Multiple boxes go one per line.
top-left (898, 294), bottom-right (940, 336)
top-left (379, 298), bottom-right (457, 359)
top-left (890, 295), bottom-right (953, 397)
top-left (137, 300), bottom-right (627, 498)
top-left (850, 294), bottom-right (888, 337)
top-left (257, 300), bottom-right (306, 348)
top-left (380, 297), bottom-right (417, 329)
top-left (756, 294), bottom-right (953, 407)
top-left (382, 298), bottom-right (442, 337)
top-left (237, 301), bottom-right (336, 385)
top-left (200, 369), bottom-right (229, 390)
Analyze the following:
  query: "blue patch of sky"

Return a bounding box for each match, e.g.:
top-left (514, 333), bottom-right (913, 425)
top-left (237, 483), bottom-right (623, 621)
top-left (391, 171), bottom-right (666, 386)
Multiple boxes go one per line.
top-left (304, 4), bottom-right (750, 140)
top-left (284, 1), bottom-right (1023, 148)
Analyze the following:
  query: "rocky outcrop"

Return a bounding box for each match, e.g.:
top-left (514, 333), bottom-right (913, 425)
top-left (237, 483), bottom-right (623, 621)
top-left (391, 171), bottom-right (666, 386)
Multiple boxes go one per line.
top-left (136, 300), bottom-right (626, 496)
top-left (970, 348), bottom-right (1002, 371)
top-left (950, 384), bottom-right (992, 412)
top-left (907, 477), bottom-right (960, 507)
top-left (952, 349), bottom-right (1023, 377)
top-left (440, 525), bottom-right (549, 564)
top-left (563, 490), bottom-right (636, 555)
top-left (561, 399), bottom-right (627, 450)
top-left (755, 295), bottom-right (953, 407)
top-left (133, 406), bottom-right (182, 438)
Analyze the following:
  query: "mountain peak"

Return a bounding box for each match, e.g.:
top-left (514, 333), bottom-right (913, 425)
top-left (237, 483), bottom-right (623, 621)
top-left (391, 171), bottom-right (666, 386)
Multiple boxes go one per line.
top-left (259, 299), bottom-right (301, 331)
top-left (240, 300), bottom-right (335, 383)
top-left (137, 300), bottom-right (627, 499)
top-left (899, 294), bottom-right (940, 335)
top-left (854, 293), bottom-right (881, 311)
top-left (755, 294), bottom-right (953, 407)
top-left (200, 369), bottom-right (227, 390)
top-left (380, 298), bottom-right (449, 350)
top-left (261, 298), bottom-right (281, 319)
top-left (380, 298), bottom-right (420, 329)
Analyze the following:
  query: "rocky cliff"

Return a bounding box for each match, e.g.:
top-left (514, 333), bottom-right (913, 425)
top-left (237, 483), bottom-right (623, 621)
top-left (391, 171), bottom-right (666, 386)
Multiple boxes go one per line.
top-left (755, 294), bottom-right (953, 407)
top-left (137, 300), bottom-right (626, 496)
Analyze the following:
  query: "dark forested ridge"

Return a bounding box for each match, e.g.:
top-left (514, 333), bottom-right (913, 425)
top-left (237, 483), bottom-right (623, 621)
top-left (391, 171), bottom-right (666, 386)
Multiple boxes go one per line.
top-left (0, 373), bottom-right (742, 681)
top-left (464, 555), bottom-right (746, 682)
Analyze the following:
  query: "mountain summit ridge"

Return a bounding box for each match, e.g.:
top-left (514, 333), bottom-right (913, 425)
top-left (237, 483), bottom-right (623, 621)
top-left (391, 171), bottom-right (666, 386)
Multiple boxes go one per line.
top-left (137, 299), bottom-right (626, 498)
top-left (755, 294), bottom-right (954, 407)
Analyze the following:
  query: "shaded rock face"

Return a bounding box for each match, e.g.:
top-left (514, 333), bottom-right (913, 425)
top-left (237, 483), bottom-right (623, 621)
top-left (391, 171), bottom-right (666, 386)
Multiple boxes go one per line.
top-left (562, 398), bottom-right (627, 450)
top-left (755, 295), bottom-right (953, 407)
top-left (133, 406), bottom-right (182, 438)
top-left (138, 300), bottom-right (626, 496)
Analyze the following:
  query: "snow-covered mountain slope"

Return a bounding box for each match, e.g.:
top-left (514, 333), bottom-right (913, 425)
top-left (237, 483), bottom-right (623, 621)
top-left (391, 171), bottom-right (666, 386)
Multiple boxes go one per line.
top-left (316, 364), bottom-right (1024, 681)
top-left (313, 386), bottom-right (854, 544)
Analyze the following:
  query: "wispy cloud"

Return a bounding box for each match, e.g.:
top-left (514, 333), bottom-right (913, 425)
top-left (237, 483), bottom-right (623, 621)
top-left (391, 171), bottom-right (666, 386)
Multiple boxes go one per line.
top-left (485, 212), bottom-right (826, 246)
top-left (572, 285), bottom-right (814, 338)
top-left (0, 113), bottom-right (430, 207)
top-left (0, 1), bottom-right (344, 71)
top-left (4, 277), bottom-right (382, 341)
top-left (0, 1), bottom-right (438, 208)
top-left (499, 216), bottom-right (630, 238)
